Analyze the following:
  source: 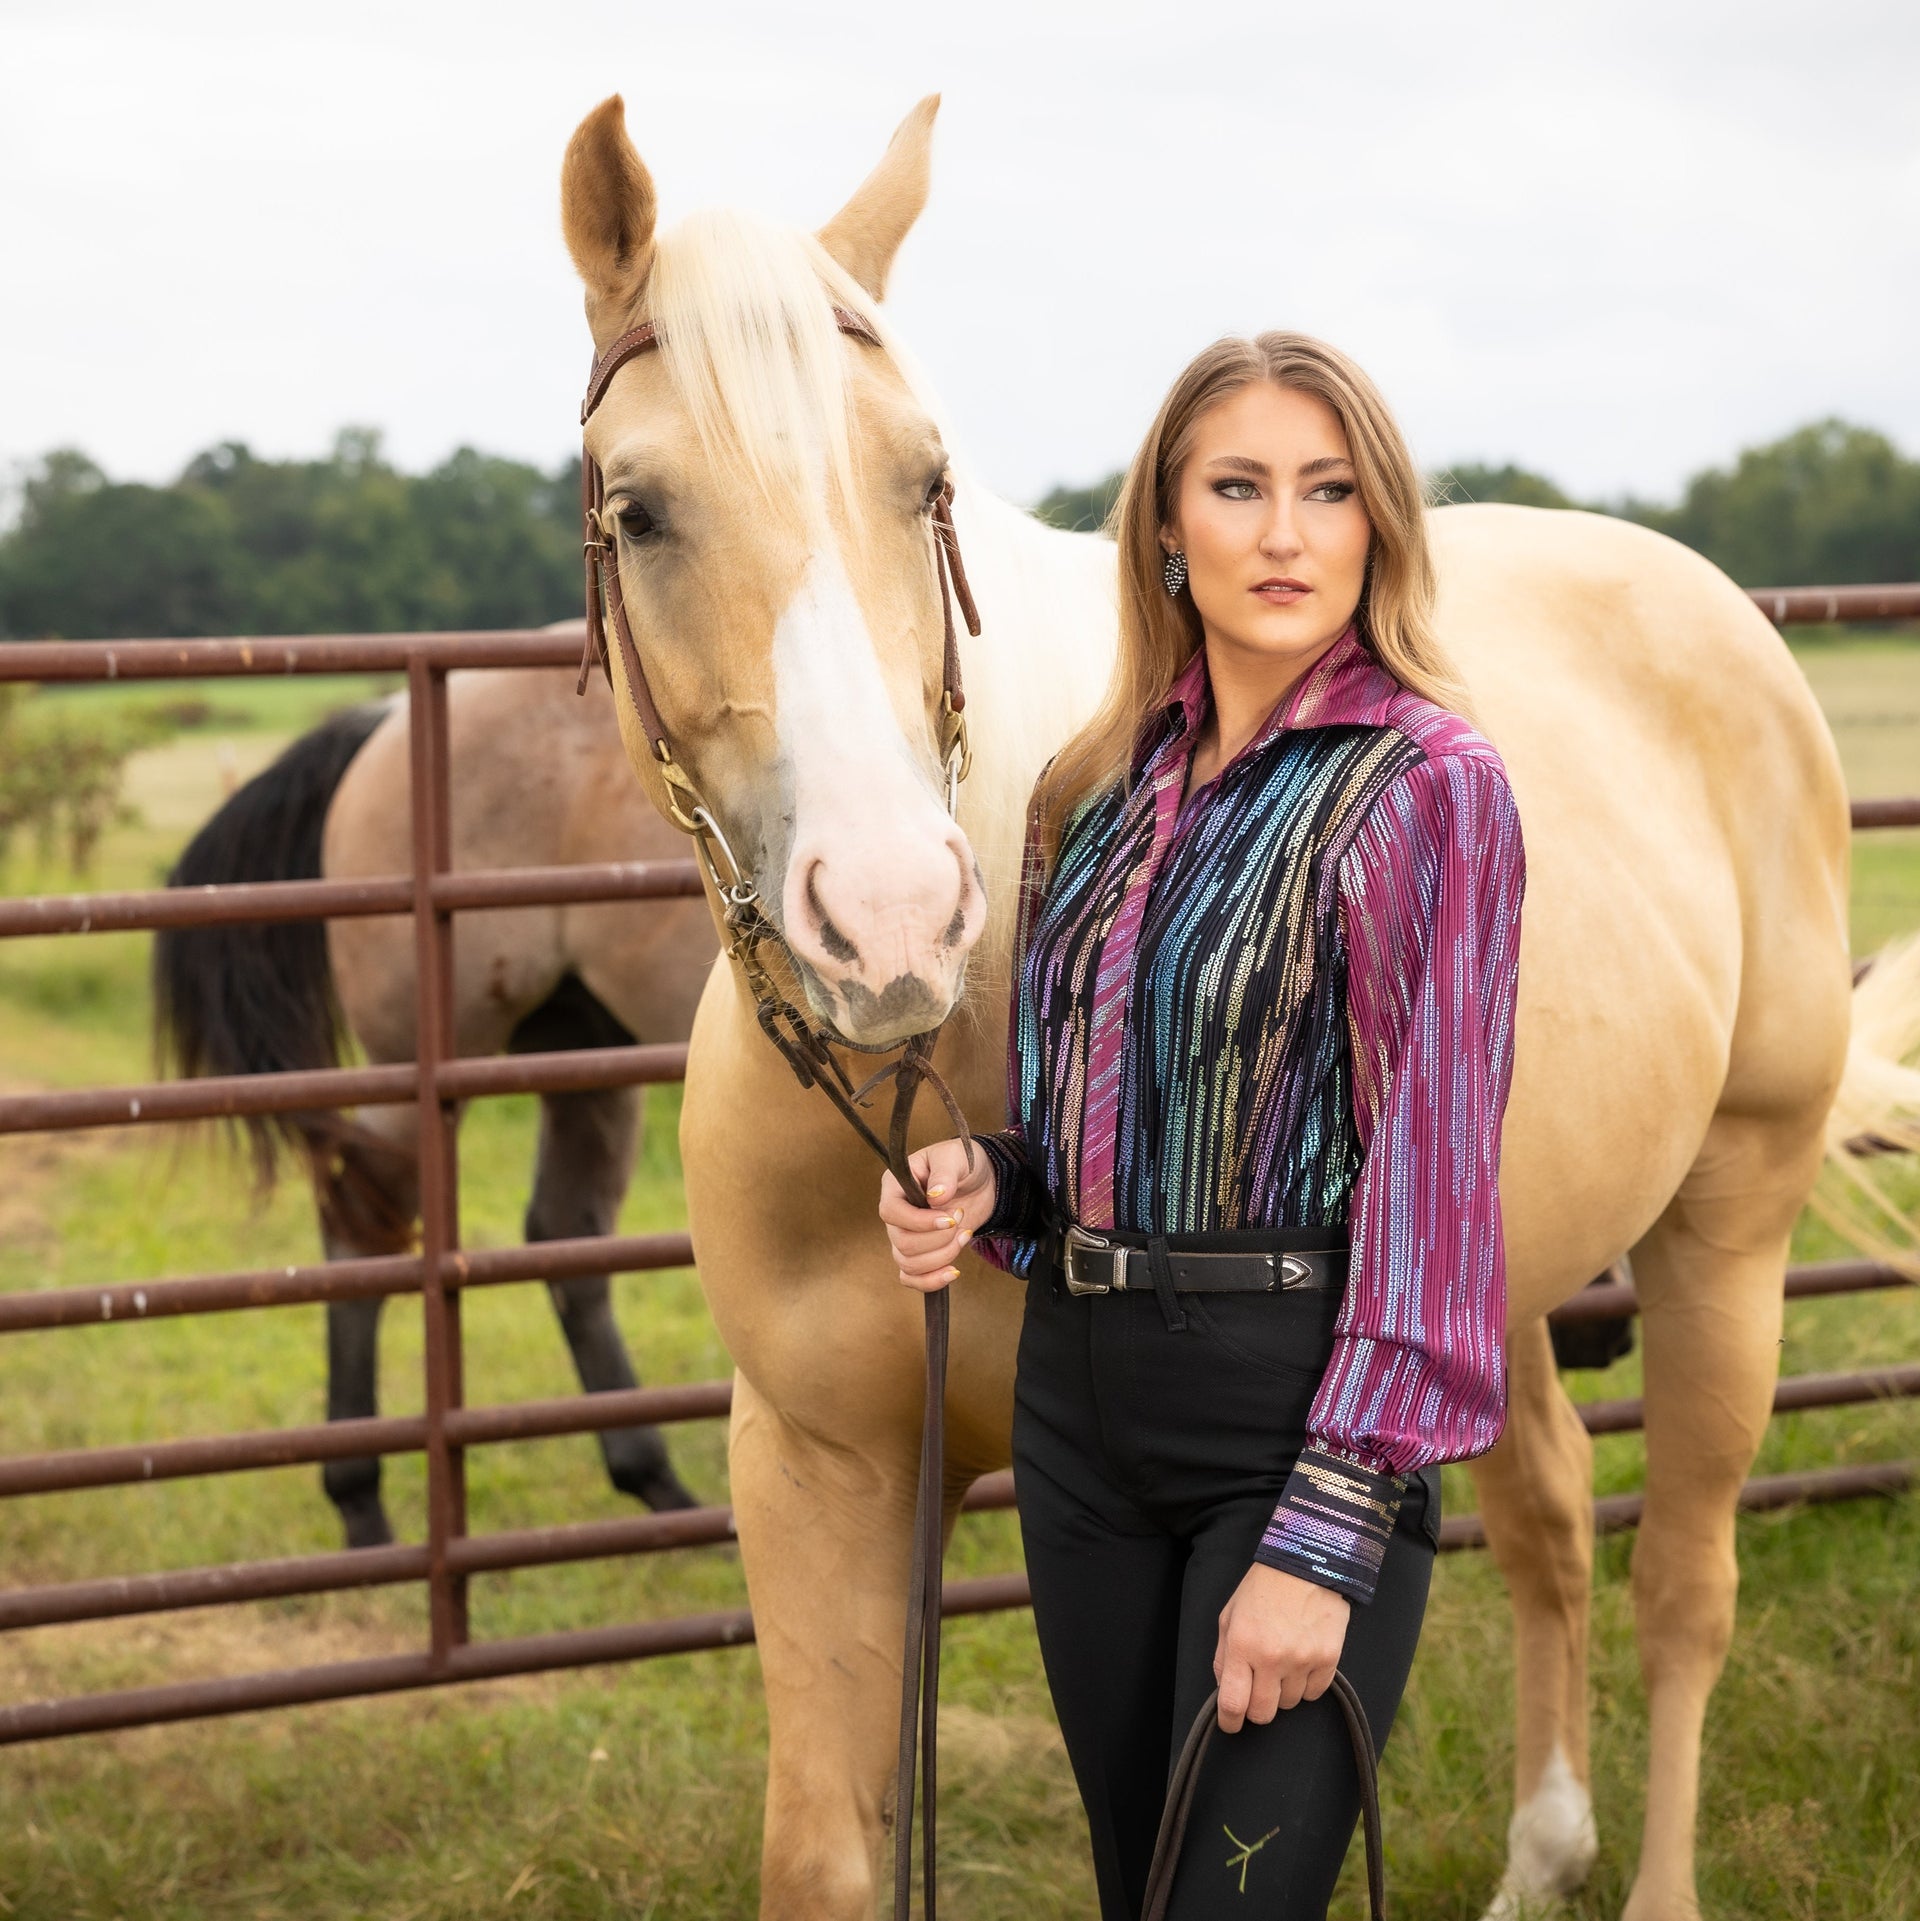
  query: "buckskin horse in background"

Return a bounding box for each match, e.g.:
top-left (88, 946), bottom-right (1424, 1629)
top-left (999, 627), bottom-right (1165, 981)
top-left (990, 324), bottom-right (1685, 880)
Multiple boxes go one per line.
top-left (557, 90), bottom-right (1920, 1920)
top-left (153, 658), bottom-right (715, 1543)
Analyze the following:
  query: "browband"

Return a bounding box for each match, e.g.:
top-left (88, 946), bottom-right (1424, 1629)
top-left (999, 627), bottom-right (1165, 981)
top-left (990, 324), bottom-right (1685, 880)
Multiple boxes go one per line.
top-left (581, 304), bottom-right (884, 424)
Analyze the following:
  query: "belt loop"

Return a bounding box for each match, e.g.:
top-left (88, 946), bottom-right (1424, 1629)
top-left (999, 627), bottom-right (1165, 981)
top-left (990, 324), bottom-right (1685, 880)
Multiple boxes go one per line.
top-left (1145, 1234), bottom-right (1186, 1333)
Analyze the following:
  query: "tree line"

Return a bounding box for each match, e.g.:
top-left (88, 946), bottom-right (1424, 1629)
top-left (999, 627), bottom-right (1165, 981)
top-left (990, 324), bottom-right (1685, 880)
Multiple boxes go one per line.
top-left (2, 417), bottom-right (1917, 642)
top-left (0, 432), bottom-right (581, 641)
top-left (1034, 418), bottom-right (1920, 592)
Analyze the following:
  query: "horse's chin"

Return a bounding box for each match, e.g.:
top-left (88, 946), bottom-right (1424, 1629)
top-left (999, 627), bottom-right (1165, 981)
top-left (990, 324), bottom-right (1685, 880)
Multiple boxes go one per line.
top-left (797, 964), bottom-right (965, 1054)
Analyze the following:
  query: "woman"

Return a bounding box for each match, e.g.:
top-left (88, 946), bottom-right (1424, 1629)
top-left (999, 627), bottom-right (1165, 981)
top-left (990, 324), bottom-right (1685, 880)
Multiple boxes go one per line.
top-left (878, 332), bottom-right (1525, 1919)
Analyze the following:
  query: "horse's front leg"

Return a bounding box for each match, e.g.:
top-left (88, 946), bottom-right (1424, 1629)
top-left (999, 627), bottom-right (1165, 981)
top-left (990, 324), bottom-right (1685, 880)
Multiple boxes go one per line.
top-left (730, 1364), bottom-right (923, 1919)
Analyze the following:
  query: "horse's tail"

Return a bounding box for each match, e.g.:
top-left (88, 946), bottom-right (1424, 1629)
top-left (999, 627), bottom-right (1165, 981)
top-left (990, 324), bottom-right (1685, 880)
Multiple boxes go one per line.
top-left (1818, 930), bottom-right (1920, 1276)
top-left (153, 701), bottom-right (391, 1207)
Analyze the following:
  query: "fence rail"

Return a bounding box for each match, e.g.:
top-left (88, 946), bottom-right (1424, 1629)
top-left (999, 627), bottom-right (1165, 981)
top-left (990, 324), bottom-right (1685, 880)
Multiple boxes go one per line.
top-left (1, 590), bottom-right (1916, 1745)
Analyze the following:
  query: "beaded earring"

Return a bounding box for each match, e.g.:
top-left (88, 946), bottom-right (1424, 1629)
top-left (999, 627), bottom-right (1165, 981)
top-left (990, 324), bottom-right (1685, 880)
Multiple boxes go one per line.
top-left (1162, 550), bottom-right (1188, 598)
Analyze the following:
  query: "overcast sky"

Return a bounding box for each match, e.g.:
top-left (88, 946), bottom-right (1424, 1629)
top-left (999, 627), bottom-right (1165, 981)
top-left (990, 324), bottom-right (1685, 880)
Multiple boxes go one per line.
top-left (5, 0), bottom-right (1917, 509)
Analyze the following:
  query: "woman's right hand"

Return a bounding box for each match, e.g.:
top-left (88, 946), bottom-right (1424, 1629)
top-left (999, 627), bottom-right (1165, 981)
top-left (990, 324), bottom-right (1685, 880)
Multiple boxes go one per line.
top-left (878, 1138), bottom-right (998, 1293)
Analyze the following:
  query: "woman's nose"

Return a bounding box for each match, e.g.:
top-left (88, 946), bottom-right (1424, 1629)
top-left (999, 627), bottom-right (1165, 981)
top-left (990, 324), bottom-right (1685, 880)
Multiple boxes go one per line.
top-left (1258, 504), bottom-right (1302, 559)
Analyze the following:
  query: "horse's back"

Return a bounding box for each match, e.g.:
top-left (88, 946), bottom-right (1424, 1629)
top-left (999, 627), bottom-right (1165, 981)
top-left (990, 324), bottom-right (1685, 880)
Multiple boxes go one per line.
top-left (1429, 506), bottom-right (1852, 1314)
top-left (323, 665), bottom-right (716, 1060)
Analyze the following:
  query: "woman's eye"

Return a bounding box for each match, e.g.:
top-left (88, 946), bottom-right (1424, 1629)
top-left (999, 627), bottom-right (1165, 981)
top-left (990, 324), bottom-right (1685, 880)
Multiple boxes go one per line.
top-left (1213, 480), bottom-right (1259, 501)
top-left (1307, 482), bottom-right (1356, 503)
top-left (613, 501), bottom-right (656, 538)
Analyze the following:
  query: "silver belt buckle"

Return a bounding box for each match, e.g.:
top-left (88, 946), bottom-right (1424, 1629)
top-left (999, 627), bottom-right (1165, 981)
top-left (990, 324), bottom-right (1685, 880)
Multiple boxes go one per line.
top-left (1275, 1254), bottom-right (1313, 1290)
top-left (1062, 1224), bottom-right (1115, 1295)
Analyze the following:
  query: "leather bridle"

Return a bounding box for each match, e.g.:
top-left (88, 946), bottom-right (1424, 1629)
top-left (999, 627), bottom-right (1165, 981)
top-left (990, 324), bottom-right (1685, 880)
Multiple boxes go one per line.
top-left (577, 304), bottom-right (975, 1919)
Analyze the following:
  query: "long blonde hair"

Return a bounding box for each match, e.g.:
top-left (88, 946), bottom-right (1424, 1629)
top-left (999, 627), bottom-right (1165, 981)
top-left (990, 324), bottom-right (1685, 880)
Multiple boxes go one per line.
top-left (1036, 331), bottom-right (1466, 869)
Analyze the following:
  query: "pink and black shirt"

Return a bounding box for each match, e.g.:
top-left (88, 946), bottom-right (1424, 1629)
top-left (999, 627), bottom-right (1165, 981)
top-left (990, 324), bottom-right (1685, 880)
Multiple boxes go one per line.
top-left (975, 625), bottom-right (1526, 1603)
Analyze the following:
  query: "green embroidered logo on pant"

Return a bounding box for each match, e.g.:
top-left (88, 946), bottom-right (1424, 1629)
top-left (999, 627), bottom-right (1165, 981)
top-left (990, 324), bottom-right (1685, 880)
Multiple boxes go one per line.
top-left (1222, 1824), bottom-right (1280, 1892)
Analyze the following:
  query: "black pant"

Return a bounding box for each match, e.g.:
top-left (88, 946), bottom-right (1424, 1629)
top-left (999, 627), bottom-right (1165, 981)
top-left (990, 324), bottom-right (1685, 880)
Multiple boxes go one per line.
top-left (1012, 1264), bottom-right (1439, 1920)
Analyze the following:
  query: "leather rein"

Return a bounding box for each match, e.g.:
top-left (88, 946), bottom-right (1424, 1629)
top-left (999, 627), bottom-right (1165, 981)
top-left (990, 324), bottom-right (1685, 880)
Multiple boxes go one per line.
top-left (577, 303), bottom-right (975, 1920)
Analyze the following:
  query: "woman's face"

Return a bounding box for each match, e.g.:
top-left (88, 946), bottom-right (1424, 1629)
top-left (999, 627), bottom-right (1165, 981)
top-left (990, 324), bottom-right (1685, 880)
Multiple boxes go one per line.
top-left (1163, 381), bottom-right (1373, 673)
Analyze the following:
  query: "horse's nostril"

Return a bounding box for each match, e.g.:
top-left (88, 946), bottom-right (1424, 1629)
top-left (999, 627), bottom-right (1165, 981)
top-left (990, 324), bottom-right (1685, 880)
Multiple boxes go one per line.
top-left (805, 863), bottom-right (859, 965)
top-left (937, 844), bottom-right (980, 953)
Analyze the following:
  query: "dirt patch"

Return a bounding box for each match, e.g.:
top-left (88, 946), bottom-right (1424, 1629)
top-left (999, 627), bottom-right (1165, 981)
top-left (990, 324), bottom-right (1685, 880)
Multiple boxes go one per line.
top-left (0, 1589), bottom-right (598, 1754)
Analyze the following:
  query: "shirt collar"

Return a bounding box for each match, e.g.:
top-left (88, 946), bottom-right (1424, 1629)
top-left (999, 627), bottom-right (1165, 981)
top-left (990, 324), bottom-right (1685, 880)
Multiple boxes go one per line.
top-left (1152, 624), bottom-right (1402, 774)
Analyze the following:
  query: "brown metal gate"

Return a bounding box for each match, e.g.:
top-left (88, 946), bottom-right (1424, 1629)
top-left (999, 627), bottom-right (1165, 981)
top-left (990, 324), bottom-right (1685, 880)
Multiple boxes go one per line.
top-left (0, 593), bottom-right (1915, 1743)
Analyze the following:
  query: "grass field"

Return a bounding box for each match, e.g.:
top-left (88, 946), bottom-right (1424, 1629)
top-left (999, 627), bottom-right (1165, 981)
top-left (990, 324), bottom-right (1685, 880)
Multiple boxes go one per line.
top-left (0, 643), bottom-right (1917, 1918)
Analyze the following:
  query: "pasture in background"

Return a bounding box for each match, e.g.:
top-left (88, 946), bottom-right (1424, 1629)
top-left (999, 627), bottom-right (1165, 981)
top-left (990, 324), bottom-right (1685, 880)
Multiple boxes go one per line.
top-left (0, 645), bottom-right (1915, 1919)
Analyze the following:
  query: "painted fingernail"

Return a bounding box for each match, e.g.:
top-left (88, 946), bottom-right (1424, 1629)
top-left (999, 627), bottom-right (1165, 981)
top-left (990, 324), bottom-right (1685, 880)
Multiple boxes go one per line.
top-left (928, 1185), bottom-right (948, 1199)
top-left (936, 1215), bottom-right (955, 1229)
top-left (942, 1267), bottom-right (959, 1280)
top-left (951, 1208), bottom-right (964, 1225)
top-left (958, 1230), bottom-right (972, 1245)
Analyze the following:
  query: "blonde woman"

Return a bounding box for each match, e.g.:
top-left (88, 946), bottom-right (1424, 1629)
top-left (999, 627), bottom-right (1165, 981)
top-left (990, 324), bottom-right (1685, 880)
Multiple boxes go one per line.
top-left (880, 333), bottom-right (1525, 1918)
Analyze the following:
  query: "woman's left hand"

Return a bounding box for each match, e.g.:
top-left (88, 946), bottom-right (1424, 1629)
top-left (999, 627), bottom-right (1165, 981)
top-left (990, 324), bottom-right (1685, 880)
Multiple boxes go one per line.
top-left (1213, 1563), bottom-right (1351, 1732)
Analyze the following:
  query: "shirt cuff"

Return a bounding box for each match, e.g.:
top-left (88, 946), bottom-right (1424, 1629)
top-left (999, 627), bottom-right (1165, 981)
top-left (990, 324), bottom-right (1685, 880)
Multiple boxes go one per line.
top-left (973, 1130), bottom-right (1043, 1239)
top-left (1254, 1444), bottom-right (1406, 1606)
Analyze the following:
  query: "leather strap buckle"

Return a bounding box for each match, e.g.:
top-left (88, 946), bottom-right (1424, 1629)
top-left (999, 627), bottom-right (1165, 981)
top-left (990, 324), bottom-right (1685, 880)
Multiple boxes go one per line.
top-left (1061, 1223), bottom-right (1115, 1295)
top-left (1275, 1254), bottom-right (1314, 1290)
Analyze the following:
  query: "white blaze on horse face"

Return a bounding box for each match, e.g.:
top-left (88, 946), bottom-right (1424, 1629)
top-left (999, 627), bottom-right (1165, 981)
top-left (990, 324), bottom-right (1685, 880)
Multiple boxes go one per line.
top-left (772, 531), bottom-right (984, 1042)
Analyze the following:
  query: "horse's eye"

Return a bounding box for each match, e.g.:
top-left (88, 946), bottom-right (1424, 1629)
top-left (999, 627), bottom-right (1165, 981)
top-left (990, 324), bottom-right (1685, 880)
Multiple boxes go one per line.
top-left (922, 472), bottom-right (948, 512)
top-left (612, 500), bottom-right (656, 539)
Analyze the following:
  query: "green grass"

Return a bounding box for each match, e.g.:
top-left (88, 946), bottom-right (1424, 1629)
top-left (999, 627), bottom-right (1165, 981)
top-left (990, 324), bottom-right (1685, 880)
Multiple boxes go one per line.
top-left (0, 647), bottom-right (1916, 1916)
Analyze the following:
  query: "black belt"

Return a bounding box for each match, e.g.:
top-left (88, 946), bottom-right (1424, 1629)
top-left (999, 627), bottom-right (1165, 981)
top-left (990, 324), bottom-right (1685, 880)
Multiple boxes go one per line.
top-left (1052, 1223), bottom-right (1348, 1297)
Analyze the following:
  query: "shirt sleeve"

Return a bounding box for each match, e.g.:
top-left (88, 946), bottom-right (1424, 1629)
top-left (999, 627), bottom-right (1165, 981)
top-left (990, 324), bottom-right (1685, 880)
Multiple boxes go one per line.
top-left (1255, 748), bottom-right (1525, 1603)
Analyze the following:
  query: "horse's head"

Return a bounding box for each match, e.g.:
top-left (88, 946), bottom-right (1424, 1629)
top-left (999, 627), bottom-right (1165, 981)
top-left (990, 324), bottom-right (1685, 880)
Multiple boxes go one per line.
top-left (560, 94), bottom-right (987, 1052)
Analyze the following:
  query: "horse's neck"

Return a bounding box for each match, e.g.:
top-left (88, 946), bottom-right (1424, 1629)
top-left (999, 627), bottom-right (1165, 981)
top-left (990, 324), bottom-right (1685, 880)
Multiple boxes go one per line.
top-left (953, 476), bottom-right (1122, 902)
top-left (945, 474), bottom-right (1117, 1040)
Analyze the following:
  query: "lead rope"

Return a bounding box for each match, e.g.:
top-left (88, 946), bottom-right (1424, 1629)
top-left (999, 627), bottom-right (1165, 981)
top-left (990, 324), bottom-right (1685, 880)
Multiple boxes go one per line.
top-left (1141, 1675), bottom-right (1388, 1921)
top-left (578, 310), bottom-right (976, 1921)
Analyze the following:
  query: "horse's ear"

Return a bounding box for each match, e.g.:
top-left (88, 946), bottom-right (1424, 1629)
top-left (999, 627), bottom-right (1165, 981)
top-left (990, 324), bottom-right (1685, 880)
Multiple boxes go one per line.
top-left (816, 94), bottom-right (939, 301)
top-left (562, 95), bottom-right (659, 331)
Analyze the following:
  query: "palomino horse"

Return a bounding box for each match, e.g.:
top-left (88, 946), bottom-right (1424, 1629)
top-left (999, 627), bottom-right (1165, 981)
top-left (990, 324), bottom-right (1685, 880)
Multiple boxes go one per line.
top-left (154, 665), bottom-right (716, 1544)
top-left (560, 90), bottom-right (1920, 1921)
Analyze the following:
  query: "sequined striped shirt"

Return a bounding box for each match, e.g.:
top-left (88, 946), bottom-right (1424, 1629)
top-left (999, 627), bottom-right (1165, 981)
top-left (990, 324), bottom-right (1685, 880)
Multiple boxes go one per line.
top-left (975, 625), bottom-right (1526, 1603)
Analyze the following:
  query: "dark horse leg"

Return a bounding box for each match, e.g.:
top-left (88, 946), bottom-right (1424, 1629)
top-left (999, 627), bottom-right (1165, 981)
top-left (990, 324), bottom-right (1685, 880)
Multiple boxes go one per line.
top-left (318, 1115), bottom-right (420, 1549)
top-left (528, 1083), bottom-right (700, 1510)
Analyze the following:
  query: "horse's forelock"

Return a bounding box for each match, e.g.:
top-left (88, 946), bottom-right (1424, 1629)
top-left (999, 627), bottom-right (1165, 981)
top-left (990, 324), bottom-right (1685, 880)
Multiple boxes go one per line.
top-left (647, 208), bottom-right (897, 537)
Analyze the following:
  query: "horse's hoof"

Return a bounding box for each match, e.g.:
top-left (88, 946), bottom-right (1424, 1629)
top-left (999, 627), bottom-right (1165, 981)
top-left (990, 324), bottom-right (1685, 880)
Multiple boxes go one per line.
top-left (1480, 1893), bottom-right (1572, 1921)
top-left (1481, 1749), bottom-right (1599, 1920)
top-left (340, 1503), bottom-right (396, 1550)
top-left (603, 1429), bottom-right (701, 1511)
top-left (632, 1467), bottom-right (702, 1512)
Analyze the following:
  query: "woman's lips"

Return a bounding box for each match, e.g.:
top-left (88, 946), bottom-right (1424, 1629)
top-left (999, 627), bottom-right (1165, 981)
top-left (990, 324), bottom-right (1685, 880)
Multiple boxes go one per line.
top-left (1251, 578), bottom-right (1310, 603)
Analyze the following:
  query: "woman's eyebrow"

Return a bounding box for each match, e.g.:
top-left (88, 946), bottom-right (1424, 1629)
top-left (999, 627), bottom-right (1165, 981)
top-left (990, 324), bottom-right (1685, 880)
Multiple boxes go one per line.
top-left (1204, 454), bottom-right (1271, 478)
top-left (1299, 455), bottom-right (1356, 479)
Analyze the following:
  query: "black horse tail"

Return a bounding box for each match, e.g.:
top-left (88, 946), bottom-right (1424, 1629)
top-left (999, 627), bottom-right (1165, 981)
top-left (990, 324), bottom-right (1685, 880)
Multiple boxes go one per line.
top-left (153, 701), bottom-right (391, 1212)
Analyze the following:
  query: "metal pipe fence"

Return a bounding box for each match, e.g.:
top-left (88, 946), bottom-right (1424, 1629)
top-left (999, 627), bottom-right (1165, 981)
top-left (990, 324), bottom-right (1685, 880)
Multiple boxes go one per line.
top-left (1, 590), bottom-right (1916, 1745)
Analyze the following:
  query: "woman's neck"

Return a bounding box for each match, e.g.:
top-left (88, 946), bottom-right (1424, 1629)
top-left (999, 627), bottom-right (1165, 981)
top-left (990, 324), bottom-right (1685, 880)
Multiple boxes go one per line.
top-left (1187, 626), bottom-right (1347, 787)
